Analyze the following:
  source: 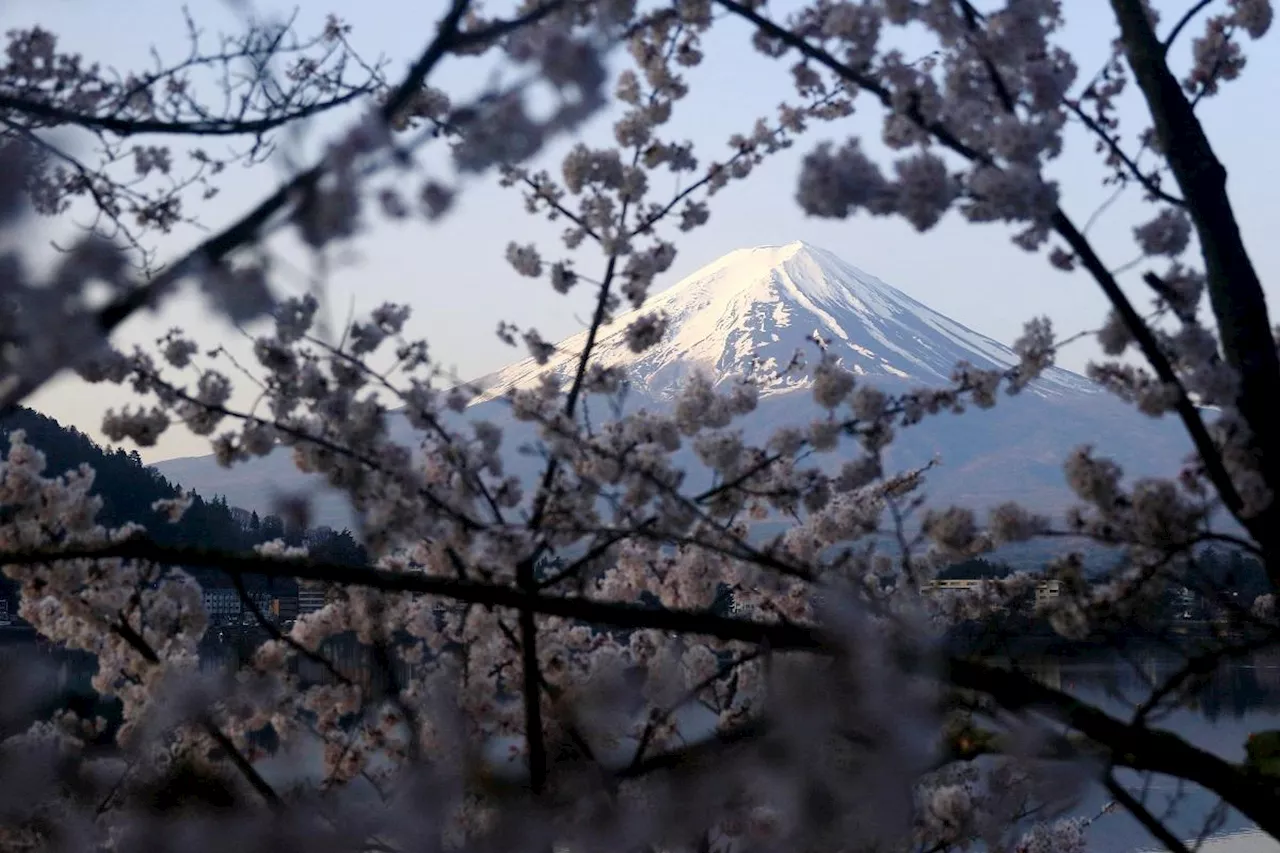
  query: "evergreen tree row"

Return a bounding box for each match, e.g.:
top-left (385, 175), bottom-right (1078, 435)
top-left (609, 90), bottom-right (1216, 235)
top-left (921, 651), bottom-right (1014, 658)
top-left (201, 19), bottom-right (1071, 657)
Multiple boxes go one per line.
top-left (0, 407), bottom-right (367, 600)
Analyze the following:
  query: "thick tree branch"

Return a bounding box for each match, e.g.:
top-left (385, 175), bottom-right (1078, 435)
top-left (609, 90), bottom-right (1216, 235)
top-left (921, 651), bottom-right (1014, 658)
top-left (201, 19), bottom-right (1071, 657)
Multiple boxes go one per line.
top-left (1110, 0), bottom-right (1280, 574)
top-left (947, 657), bottom-right (1280, 838)
top-left (940, 2), bottom-right (1242, 527)
top-left (516, 250), bottom-right (623, 793)
top-left (6, 539), bottom-right (825, 648)
top-left (11, 537), bottom-right (1280, 832)
top-left (1050, 208), bottom-right (1246, 521)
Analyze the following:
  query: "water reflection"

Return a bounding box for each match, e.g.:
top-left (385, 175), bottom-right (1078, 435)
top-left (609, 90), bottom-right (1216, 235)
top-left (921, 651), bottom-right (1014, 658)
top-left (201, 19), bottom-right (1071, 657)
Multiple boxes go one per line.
top-left (5, 634), bottom-right (1280, 852)
top-left (1009, 651), bottom-right (1280, 853)
top-left (1019, 651), bottom-right (1280, 723)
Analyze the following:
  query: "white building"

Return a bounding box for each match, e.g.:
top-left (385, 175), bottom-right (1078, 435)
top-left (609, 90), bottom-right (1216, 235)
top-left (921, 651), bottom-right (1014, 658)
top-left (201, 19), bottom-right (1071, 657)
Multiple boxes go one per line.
top-left (298, 580), bottom-right (328, 616)
top-left (1035, 579), bottom-right (1063, 605)
top-left (920, 577), bottom-right (1064, 608)
top-left (202, 588), bottom-right (241, 625)
top-left (923, 578), bottom-right (992, 593)
top-left (238, 591), bottom-right (279, 625)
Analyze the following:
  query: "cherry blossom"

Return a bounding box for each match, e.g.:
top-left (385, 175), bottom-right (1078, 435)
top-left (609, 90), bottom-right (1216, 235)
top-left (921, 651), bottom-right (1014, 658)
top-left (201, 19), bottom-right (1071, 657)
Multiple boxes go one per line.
top-left (0, 0), bottom-right (1278, 850)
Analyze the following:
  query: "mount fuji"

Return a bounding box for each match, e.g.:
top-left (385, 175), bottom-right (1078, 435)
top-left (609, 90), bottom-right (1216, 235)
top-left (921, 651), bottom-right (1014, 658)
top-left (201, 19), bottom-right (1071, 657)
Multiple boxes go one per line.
top-left (473, 241), bottom-right (1097, 402)
top-left (154, 241), bottom-right (1193, 548)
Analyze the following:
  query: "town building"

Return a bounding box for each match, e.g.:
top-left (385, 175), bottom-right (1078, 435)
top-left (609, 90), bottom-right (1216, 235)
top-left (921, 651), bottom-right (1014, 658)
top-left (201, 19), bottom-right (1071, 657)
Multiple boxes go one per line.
top-left (920, 577), bottom-right (1064, 609)
top-left (202, 587), bottom-right (241, 625)
top-left (238, 591), bottom-right (283, 626)
top-left (1035, 579), bottom-right (1063, 606)
top-left (297, 580), bottom-right (328, 616)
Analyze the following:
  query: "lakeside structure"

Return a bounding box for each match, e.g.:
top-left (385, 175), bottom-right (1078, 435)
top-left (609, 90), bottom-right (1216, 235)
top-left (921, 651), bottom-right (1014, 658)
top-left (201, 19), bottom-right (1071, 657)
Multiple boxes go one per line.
top-left (922, 577), bottom-right (1065, 607)
top-left (2, 582), bottom-right (310, 637)
top-left (297, 580), bottom-right (328, 617)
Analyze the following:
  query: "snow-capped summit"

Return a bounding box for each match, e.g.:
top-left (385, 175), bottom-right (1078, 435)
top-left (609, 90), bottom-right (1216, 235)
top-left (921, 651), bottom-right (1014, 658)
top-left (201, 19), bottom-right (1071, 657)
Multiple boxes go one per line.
top-left (474, 241), bottom-right (1095, 402)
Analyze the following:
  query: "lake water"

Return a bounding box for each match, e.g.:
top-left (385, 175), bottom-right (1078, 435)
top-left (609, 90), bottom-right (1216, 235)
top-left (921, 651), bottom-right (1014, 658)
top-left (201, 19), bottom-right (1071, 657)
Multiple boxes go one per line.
top-left (1010, 654), bottom-right (1280, 853)
top-left (6, 635), bottom-right (1280, 852)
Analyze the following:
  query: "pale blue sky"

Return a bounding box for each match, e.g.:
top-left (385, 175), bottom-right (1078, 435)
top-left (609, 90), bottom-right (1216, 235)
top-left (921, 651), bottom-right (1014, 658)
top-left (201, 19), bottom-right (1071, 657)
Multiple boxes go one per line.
top-left (10, 1), bottom-right (1280, 462)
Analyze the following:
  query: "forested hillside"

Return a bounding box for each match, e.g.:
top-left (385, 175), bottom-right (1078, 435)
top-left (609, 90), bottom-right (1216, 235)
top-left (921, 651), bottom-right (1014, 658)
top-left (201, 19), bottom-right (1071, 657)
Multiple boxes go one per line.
top-left (0, 407), bottom-right (366, 602)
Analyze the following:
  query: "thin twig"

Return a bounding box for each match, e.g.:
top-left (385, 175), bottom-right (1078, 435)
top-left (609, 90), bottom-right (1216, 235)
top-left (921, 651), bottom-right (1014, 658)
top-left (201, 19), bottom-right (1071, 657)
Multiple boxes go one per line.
top-left (1105, 773), bottom-right (1193, 853)
top-left (1163, 0), bottom-right (1218, 55)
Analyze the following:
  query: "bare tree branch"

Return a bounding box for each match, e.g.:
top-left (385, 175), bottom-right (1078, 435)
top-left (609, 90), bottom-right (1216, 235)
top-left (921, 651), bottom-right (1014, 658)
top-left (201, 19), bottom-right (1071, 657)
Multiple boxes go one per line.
top-left (0, 88), bottom-right (372, 138)
top-left (0, 0), bottom-right (567, 413)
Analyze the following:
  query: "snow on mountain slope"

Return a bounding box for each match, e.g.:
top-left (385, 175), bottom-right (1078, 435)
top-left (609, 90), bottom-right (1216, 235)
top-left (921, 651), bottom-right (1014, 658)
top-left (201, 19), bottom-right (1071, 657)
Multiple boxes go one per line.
top-left (474, 241), bottom-right (1097, 403)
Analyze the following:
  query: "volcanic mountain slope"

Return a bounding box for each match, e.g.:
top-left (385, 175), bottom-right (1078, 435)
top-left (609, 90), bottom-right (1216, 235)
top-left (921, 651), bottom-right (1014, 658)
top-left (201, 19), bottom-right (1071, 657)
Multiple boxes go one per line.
top-left (154, 242), bottom-right (1192, 546)
top-left (472, 241), bottom-right (1097, 402)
